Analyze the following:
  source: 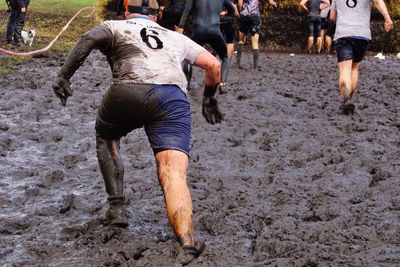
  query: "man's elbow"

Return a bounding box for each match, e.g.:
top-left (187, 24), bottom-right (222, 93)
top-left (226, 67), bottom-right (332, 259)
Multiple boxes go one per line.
top-left (207, 60), bottom-right (221, 84)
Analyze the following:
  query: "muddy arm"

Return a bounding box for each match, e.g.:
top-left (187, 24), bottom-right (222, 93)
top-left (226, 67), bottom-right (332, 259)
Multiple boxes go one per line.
top-left (58, 25), bottom-right (112, 80)
top-left (178, 0), bottom-right (193, 29)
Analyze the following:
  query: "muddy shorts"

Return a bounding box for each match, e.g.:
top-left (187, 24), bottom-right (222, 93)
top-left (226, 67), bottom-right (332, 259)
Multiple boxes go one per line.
top-left (220, 16), bottom-right (236, 43)
top-left (307, 15), bottom-right (322, 37)
top-left (239, 15), bottom-right (261, 36)
top-left (334, 37), bottom-right (369, 63)
top-left (96, 83), bottom-right (191, 155)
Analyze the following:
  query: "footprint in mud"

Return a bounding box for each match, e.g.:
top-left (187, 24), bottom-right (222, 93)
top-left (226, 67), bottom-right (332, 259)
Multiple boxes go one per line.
top-left (60, 154), bottom-right (87, 169)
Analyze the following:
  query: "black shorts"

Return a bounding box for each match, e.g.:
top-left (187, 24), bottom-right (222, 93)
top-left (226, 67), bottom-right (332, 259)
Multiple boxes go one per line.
top-left (220, 16), bottom-right (236, 43)
top-left (239, 15), bottom-right (261, 36)
top-left (96, 83), bottom-right (191, 155)
top-left (308, 16), bottom-right (322, 37)
top-left (192, 30), bottom-right (228, 60)
top-left (334, 37), bottom-right (369, 63)
top-left (326, 21), bottom-right (336, 37)
top-left (321, 18), bottom-right (328, 30)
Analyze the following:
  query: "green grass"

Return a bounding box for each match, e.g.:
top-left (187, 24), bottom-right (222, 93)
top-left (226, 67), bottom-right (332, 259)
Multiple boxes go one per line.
top-left (0, 0), bottom-right (98, 73)
top-left (0, 56), bottom-right (28, 74)
top-left (0, 0), bottom-right (96, 13)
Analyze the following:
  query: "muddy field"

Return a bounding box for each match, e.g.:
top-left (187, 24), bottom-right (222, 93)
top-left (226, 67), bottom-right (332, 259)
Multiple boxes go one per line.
top-left (0, 49), bottom-right (399, 266)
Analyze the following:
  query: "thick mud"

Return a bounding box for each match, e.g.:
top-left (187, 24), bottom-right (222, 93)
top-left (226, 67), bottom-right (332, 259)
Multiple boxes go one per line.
top-left (0, 51), bottom-right (399, 266)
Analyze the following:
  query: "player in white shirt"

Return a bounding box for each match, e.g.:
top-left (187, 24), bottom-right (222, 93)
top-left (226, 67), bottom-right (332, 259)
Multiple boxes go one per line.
top-left (53, 0), bottom-right (223, 263)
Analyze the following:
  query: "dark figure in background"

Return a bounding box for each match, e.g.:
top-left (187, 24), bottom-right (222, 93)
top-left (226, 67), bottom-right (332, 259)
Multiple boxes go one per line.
top-left (220, 0), bottom-right (239, 62)
top-left (52, 0), bottom-right (223, 263)
top-left (299, 0), bottom-right (330, 54)
top-left (236, 0), bottom-right (277, 70)
top-left (158, 0), bottom-right (186, 31)
top-left (6, 0), bottom-right (30, 45)
top-left (116, 0), bottom-right (125, 16)
top-left (158, 0), bottom-right (193, 89)
top-left (177, 0), bottom-right (238, 94)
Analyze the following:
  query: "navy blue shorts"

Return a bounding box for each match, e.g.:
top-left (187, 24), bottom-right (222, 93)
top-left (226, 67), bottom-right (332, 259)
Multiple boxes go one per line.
top-left (96, 83), bottom-right (191, 155)
top-left (334, 37), bottom-right (369, 63)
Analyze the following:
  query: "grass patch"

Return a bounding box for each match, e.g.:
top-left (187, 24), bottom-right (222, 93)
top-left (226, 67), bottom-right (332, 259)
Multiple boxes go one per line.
top-left (0, 0), bottom-right (96, 13)
top-left (0, 56), bottom-right (28, 74)
top-left (0, 0), bottom-right (98, 72)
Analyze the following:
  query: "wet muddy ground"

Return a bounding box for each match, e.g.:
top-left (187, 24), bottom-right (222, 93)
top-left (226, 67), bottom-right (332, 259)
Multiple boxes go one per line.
top-left (0, 50), bottom-right (399, 266)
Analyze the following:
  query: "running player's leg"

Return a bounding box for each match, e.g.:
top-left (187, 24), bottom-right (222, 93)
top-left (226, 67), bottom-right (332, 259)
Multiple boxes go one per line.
top-left (208, 32), bottom-right (229, 93)
top-left (96, 136), bottom-right (128, 227)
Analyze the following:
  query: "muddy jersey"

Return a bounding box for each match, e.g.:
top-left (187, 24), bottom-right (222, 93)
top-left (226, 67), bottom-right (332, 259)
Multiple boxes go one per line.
top-left (101, 17), bottom-right (206, 93)
top-left (331, 0), bottom-right (371, 40)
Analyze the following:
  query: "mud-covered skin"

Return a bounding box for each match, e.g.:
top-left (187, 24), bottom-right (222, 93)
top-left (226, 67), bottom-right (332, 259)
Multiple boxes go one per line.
top-left (58, 26), bottom-right (112, 80)
top-left (1, 52), bottom-right (399, 265)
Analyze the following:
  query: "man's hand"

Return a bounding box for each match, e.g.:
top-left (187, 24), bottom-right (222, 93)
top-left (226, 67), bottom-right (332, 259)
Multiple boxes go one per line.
top-left (52, 76), bottom-right (73, 106)
top-left (202, 96), bottom-right (223, 124)
top-left (384, 19), bottom-right (394, 32)
top-left (21, 7), bottom-right (26, 13)
top-left (202, 84), bottom-right (223, 124)
top-left (176, 26), bottom-right (184, 33)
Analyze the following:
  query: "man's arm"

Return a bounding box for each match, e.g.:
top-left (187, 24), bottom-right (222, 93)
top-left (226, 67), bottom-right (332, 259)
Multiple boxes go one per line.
top-left (53, 25), bottom-right (112, 106)
top-left (177, 0), bottom-right (194, 33)
top-left (299, 0), bottom-right (309, 13)
top-left (238, 0), bottom-right (243, 12)
top-left (329, 0), bottom-right (337, 22)
top-left (321, 0), bottom-right (330, 11)
top-left (58, 26), bottom-right (112, 80)
top-left (268, 0), bottom-right (277, 8)
top-left (372, 0), bottom-right (394, 32)
top-left (193, 51), bottom-right (223, 124)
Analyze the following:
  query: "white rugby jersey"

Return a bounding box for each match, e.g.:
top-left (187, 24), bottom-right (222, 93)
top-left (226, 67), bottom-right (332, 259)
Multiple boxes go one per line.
top-left (101, 17), bottom-right (206, 94)
top-left (331, 0), bottom-right (372, 41)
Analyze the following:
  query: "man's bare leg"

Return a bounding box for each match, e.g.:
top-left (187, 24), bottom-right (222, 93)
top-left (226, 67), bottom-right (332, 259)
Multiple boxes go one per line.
top-left (350, 62), bottom-right (361, 96)
top-left (338, 60), bottom-right (356, 114)
top-left (96, 135), bottom-right (128, 227)
top-left (156, 149), bottom-right (194, 246)
top-left (307, 36), bottom-right (314, 54)
top-left (325, 35), bottom-right (332, 53)
top-left (316, 36), bottom-right (323, 54)
top-left (227, 43), bottom-right (235, 61)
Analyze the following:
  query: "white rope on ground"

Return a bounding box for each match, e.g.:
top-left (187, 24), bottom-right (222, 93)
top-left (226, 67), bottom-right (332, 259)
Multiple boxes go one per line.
top-left (0, 6), bottom-right (95, 56)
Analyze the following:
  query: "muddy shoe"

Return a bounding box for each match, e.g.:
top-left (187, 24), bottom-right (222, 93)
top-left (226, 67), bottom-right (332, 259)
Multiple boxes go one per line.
top-left (341, 99), bottom-right (355, 115)
top-left (100, 197), bottom-right (128, 228)
top-left (177, 242), bottom-right (206, 266)
top-left (109, 205), bottom-right (128, 227)
top-left (218, 83), bottom-right (227, 94)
